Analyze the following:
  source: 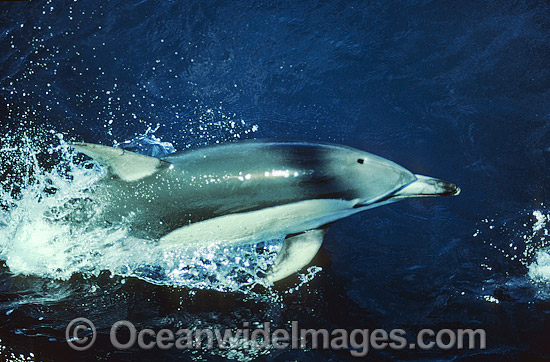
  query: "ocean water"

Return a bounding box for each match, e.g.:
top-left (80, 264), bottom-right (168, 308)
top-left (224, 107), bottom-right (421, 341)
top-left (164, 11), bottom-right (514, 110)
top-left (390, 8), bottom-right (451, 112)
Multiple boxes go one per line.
top-left (1, 0), bottom-right (550, 361)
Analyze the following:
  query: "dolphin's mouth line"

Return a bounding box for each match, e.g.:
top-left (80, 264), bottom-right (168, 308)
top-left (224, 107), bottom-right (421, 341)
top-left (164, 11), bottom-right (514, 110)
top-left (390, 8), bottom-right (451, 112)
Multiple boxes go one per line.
top-left (352, 191), bottom-right (400, 209)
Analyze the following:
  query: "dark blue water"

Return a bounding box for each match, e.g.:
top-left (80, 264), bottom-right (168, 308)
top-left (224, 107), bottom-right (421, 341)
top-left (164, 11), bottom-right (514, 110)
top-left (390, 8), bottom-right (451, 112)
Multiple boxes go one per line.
top-left (1, 0), bottom-right (550, 361)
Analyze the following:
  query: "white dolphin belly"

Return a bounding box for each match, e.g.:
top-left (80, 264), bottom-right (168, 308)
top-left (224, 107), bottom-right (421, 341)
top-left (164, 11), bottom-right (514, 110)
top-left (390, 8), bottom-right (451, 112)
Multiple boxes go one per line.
top-left (159, 198), bottom-right (361, 249)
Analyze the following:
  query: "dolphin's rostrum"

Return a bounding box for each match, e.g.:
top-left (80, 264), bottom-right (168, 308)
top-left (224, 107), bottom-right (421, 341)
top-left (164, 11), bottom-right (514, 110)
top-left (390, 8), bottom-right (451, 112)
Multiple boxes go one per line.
top-left (71, 141), bottom-right (460, 283)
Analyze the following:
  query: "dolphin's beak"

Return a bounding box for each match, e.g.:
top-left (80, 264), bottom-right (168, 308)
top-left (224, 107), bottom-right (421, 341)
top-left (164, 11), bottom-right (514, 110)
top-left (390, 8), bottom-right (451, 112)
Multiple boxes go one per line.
top-left (354, 174), bottom-right (460, 209)
top-left (391, 174), bottom-right (460, 199)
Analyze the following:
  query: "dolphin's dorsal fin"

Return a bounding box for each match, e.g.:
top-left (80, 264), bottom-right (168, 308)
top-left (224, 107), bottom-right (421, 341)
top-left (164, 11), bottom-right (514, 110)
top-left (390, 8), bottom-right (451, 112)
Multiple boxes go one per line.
top-left (264, 228), bottom-right (326, 283)
top-left (71, 142), bottom-right (170, 182)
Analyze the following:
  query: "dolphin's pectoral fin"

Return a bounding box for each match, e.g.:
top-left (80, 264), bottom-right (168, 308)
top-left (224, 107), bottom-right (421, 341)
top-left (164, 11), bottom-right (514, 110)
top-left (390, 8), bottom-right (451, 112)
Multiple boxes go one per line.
top-left (264, 228), bottom-right (326, 283)
top-left (70, 142), bottom-right (170, 182)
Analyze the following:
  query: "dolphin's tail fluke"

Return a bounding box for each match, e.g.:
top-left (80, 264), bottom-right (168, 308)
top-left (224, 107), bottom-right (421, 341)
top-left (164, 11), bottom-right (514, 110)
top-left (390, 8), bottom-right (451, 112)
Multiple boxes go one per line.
top-left (392, 174), bottom-right (460, 199)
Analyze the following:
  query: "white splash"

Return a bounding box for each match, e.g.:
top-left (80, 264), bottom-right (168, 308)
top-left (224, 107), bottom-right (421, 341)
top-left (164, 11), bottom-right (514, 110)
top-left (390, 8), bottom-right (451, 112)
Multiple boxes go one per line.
top-left (474, 208), bottom-right (550, 301)
top-left (0, 132), bottom-right (284, 293)
top-left (528, 249), bottom-right (550, 282)
top-left (526, 210), bottom-right (550, 286)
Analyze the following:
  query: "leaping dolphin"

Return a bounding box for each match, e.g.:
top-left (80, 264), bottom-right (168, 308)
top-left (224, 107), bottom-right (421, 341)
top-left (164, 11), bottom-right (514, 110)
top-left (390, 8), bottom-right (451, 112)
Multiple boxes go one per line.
top-left (70, 141), bottom-right (460, 283)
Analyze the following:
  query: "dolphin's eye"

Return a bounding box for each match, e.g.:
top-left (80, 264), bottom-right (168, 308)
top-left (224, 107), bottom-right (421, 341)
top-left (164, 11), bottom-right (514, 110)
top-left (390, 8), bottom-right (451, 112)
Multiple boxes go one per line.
top-left (357, 158), bottom-right (364, 164)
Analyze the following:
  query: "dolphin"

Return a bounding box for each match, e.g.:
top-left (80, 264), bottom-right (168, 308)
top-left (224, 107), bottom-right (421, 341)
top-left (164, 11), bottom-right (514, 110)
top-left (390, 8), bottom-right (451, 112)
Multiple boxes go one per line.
top-left (70, 141), bottom-right (460, 283)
